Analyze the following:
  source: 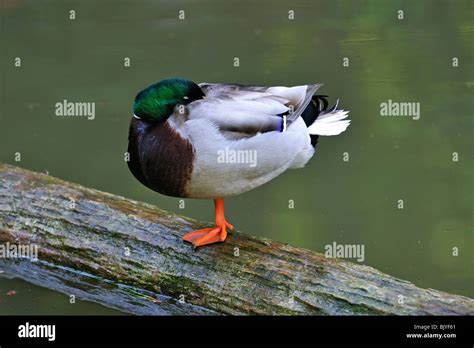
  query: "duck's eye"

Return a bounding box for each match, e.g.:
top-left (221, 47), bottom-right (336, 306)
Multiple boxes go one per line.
top-left (183, 96), bottom-right (189, 100)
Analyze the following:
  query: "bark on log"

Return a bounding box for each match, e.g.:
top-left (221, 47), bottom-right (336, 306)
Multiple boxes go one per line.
top-left (0, 163), bottom-right (472, 315)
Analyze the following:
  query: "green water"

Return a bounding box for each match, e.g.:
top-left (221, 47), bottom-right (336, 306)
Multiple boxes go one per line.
top-left (0, 0), bottom-right (472, 315)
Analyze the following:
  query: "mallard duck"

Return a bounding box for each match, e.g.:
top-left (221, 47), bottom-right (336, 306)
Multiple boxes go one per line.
top-left (127, 77), bottom-right (350, 248)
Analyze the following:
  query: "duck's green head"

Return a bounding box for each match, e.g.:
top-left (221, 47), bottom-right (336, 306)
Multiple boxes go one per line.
top-left (133, 78), bottom-right (204, 121)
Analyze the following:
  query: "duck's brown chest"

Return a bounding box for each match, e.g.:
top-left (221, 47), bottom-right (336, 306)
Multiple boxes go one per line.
top-left (127, 118), bottom-right (195, 198)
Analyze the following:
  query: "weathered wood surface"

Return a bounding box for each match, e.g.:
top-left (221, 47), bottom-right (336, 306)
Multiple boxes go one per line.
top-left (0, 163), bottom-right (472, 315)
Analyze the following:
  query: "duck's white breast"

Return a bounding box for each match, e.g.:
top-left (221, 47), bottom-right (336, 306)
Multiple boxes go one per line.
top-left (184, 117), bottom-right (314, 199)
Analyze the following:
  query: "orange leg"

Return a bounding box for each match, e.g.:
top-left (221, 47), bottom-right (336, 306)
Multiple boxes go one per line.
top-left (182, 198), bottom-right (233, 248)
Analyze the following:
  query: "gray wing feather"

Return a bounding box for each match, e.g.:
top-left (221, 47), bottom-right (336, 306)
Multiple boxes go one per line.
top-left (286, 84), bottom-right (322, 123)
top-left (192, 82), bottom-right (323, 135)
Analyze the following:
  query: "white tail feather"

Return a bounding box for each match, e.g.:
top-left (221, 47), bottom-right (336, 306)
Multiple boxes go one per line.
top-left (307, 110), bottom-right (350, 136)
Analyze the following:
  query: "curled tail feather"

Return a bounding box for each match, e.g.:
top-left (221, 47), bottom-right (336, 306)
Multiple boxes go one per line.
top-left (300, 95), bottom-right (350, 146)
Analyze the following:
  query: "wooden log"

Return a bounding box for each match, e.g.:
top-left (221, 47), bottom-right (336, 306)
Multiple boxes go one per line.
top-left (0, 163), bottom-right (472, 315)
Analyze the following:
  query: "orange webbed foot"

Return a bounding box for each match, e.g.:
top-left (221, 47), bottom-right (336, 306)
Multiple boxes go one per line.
top-left (181, 198), bottom-right (233, 248)
top-left (182, 224), bottom-right (228, 248)
top-left (181, 227), bottom-right (215, 243)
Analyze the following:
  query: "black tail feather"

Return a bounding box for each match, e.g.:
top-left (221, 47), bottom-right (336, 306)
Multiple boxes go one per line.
top-left (301, 95), bottom-right (334, 147)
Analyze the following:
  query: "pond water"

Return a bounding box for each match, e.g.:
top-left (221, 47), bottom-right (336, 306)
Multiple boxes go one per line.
top-left (0, 0), bottom-right (472, 314)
